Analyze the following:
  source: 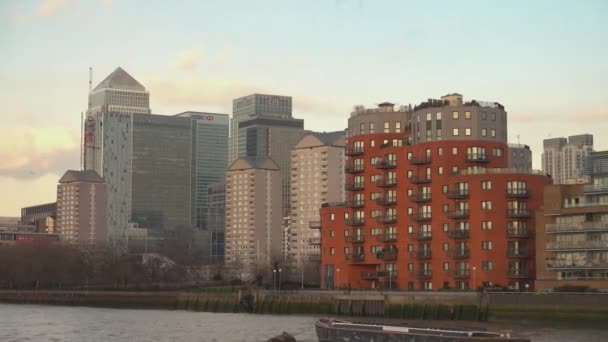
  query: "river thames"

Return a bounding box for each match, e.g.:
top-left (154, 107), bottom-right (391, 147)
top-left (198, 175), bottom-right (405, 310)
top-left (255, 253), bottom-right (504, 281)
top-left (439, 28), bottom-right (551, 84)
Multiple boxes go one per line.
top-left (0, 304), bottom-right (606, 341)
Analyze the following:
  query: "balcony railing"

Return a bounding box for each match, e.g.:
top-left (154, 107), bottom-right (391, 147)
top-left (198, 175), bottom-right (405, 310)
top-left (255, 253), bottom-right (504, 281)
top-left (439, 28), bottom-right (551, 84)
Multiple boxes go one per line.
top-left (376, 215), bottom-right (397, 224)
top-left (346, 253), bottom-right (365, 262)
top-left (410, 213), bottom-right (432, 222)
top-left (506, 189), bottom-right (529, 198)
top-left (507, 270), bottom-right (530, 278)
top-left (376, 233), bottom-right (398, 243)
top-left (546, 259), bottom-right (608, 270)
top-left (415, 270), bottom-right (432, 278)
top-left (309, 255), bottom-right (321, 262)
top-left (546, 221), bottom-right (608, 233)
top-left (345, 164), bottom-right (365, 173)
top-left (507, 227), bottom-right (531, 238)
top-left (409, 193), bottom-right (432, 203)
top-left (410, 250), bottom-right (432, 259)
top-left (308, 237), bottom-right (321, 245)
top-left (447, 229), bottom-right (470, 239)
top-left (409, 156), bottom-right (432, 165)
top-left (506, 209), bottom-right (531, 218)
top-left (376, 249), bottom-right (398, 261)
top-left (447, 210), bottom-right (470, 219)
top-left (345, 200), bottom-right (365, 208)
top-left (376, 196), bottom-right (397, 206)
top-left (345, 147), bottom-right (364, 156)
top-left (361, 271), bottom-right (378, 280)
top-left (446, 190), bottom-right (469, 199)
top-left (345, 182), bottom-right (365, 191)
top-left (413, 232), bottom-right (432, 241)
top-left (309, 221), bottom-right (321, 229)
top-left (410, 176), bottom-right (431, 184)
top-left (376, 160), bottom-right (397, 169)
top-left (376, 177), bottom-right (397, 187)
top-left (448, 248), bottom-right (470, 259)
top-left (507, 248), bottom-right (530, 258)
top-left (346, 218), bottom-right (365, 226)
top-left (361, 270), bottom-right (398, 280)
top-left (451, 269), bottom-right (471, 278)
top-left (546, 240), bottom-right (608, 251)
top-left (466, 154), bottom-right (489, 163)
top-left (583, 184), bottom-right (608, 194)
top-left (345, 235), bottom-right (365, 243)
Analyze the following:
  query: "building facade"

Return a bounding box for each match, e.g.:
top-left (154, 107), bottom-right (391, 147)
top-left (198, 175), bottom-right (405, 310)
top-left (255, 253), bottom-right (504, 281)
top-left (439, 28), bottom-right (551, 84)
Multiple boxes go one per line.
top-left (20, 202), bottom-right (57, 233)
top-left (224, 157), bottom-right (282, 281)
top-left (87, 67), bottom-right (151, 116)
top-left (206, 181), bottom-right (226, 262)
top-left (508, 144), bottom-right (532, 171)
top-left (535, 176), bottom-right (608, 290)
top-left (56, 170), bottom-right (107, 245)
top-left (230, 94), bottom-right (293, 164)
top-left (318, 95), bottom-right (550, 291)
top-left (288, 132), bottom-right (346, 282)
top-left (0, 232), bottom-right (59, 246)
top-left (542, 134), bottom-right (594, 184)
top-left (585, 150), bottom-right (608, 177)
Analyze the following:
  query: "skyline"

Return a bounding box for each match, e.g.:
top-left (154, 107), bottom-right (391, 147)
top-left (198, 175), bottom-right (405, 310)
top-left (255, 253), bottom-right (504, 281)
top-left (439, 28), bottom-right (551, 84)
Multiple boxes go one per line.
top-left (1, 0), bottom-right (607, 216)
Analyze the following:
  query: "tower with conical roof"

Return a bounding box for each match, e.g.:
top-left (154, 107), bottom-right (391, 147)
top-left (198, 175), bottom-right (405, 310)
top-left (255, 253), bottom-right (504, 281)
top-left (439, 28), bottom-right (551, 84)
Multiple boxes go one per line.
top-left (87, 67), bottom-right (151, 115)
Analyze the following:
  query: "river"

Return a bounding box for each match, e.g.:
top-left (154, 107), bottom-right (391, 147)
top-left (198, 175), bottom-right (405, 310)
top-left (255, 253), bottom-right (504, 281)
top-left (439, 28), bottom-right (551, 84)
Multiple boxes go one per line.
top-left (0, 304), bottom-right (606, 342)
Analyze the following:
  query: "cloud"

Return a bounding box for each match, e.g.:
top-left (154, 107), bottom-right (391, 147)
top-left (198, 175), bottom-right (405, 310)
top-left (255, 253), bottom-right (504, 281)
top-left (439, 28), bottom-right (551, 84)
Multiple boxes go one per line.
top-left (173, 49), bottom-right (203, 71)
top-left (37, 0), bottom-right (69, 17)
top-left (0, 127), bottom-right (80, 180)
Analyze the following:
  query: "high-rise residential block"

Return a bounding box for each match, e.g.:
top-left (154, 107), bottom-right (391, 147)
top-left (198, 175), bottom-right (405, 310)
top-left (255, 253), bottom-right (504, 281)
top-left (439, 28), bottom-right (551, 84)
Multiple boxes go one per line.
top-left (535, 175), bottom-right (608, 290)
top-left (225, 157), bottom-right (282, 281)
top-left (508, 144), bottom-right (533, 171)
top-left (319, 95), bottom-right (550, 291)
top-left (288, 131), bottom-right (346, 282)
top-left (542, 134), bottom-right (594, 184)
top-left (56, 170), bottom-right (107, 245)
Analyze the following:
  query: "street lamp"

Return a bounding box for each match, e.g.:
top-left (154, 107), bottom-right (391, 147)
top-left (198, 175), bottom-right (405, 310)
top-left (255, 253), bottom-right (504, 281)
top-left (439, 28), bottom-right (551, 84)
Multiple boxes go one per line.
top-left (273, 269), bottom-right (277, 292)
top-left (278, 268), bottom-right (282, 291)
top-left (472, 266), bottom-right (477, 291)
top-left (336, 268), bottom-right (340, 289)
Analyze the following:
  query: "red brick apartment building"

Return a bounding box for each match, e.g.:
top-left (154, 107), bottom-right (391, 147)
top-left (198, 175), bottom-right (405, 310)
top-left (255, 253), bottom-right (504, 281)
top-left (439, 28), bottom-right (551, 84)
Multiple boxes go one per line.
top-left (316, 94), bottom-right (550, 291)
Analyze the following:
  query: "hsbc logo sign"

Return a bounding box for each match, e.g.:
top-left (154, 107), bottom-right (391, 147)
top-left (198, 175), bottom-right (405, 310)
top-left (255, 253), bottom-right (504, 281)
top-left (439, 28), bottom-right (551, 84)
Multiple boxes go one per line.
top-left (201, 115), bottom-right (215, 121)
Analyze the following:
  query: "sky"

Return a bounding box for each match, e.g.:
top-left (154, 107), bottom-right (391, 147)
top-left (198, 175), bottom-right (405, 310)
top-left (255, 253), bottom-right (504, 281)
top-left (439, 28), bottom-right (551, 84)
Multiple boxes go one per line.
top-left (0, 0), bottom-right (607, 216)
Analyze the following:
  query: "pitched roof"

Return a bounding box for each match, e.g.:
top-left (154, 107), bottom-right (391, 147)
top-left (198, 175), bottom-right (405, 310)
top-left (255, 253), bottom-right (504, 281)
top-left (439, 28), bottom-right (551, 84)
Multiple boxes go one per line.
top-left (93, 67), bottom-right (146, 92)
top-left (228, 157), bottom-right (279, 171)
top-left (294, 131), bottom-right (345, 149)
top-left (59, 170), bottom-right (105, 184)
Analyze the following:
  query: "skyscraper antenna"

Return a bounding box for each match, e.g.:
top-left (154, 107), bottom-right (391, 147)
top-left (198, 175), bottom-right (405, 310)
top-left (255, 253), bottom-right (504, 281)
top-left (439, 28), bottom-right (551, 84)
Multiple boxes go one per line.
top-left (89, 66), bottom-right (92, 92)
top-left (517, 134), bottom-right (520, 145)
top-left (80, 111), bottom-right (84, 170)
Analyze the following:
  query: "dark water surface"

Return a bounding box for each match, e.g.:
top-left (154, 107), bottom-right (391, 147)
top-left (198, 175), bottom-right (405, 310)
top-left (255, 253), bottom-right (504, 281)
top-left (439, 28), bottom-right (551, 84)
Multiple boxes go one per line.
top-left (0, 304), bottom-right (606, 342)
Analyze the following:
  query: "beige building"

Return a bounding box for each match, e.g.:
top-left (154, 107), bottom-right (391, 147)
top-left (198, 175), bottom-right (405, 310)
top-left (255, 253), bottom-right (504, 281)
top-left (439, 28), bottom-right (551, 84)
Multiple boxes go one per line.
top-left (542, 134), bottom-right (594, 184)
top-left (536, 176), bottom-right (608, 290)
top-left (288, 132), bottom-right (346, 283)
top-left (56, 170), bottom-right (107, 245)
top-left (225, 157), bottom-right (282, 281)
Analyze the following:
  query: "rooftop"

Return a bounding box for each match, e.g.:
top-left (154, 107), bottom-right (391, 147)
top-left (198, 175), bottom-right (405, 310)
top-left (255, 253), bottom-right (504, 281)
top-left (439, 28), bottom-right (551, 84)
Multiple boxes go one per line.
top-left (228, 157), bottom-right (280, 171)
top-left (93, 67), bottom-right (146, 92)
top-left (58, 170), bottom-right (105, 184)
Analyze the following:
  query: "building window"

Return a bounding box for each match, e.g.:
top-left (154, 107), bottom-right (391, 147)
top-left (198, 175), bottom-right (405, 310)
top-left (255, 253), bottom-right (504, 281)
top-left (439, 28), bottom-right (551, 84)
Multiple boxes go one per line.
top-left (344, 247), bottom-right (350, 255)
top-left (360, 123), bottom-right (365, 134)
top-left (438, 147), bottom-right (443, 156)
top-left (452, 147), bottom-right (458, 155)
top-left (481, 241), bottom-right (493, 250)
top-left (438, 166), bottom-right (443, 175)
top-left (436, 112), bottom-right (442, 120)
top-left (369, 122), bottom-right (375, 134)
top-left (482, 261), bottom-right (493, 271)
top-left (330, 230), bottom-right (335, 237)
top-left (384, 121), bottom-right (390, 133)
top-left (481, 221), bottom-right (493, 230)
top-left (344, 230), bottom-right (350, 237)
top-left (426, 113), bottom-right (432, 121)
top-left (452, 166), bottom-right (458, 174)
top-left (330, 247), bottom-right (335, 255)
top-left (370, 139), bottom-right (375, 147)
top-left (443, 243), bottom-right (449, 251)
top-left (443, 262), bottom-right (450, 271)
top-left (452, 111), bottom-right (459, 119)
top-left (481, 201), bottom-right (492, 210)
top-left (344, 212), bottom-right (349, 219)
top-left (408, 225), bottom-right (414, 234)
top-left (452, 128), bottom-right (459, 136)
top-left (491, 129), bottom-right (496, 137)
top-left (395, 122), bottom-right (401, 133)
top-left (443, 223), bottom-right (449, 232)
top-left (492, 113), bottom-right (496, 121)
top-left (481, 180), bottom-right (492, 190)
top-left (481, 112), bottom-right (487, 120)
top-left (330, 213), bottom-right (335, 221)
top-left (465, 111), bottom-right (471, 119)
top-left (443, 204), bottom-right (449, 213)
top-left (481, 128), bottom-right (487, 137)
top-left (493, 148), bottom-right (503, 156)
top-left (465, 128), bottom-right (471, 136)
top-left (442, 185), bottom-right (448, 193)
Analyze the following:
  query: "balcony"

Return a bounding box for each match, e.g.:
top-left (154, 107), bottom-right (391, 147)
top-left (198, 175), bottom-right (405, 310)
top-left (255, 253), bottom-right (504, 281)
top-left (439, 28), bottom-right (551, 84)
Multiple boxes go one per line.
top-left (409, 156), bottom-right (432, 165)
top-left (308, 237), bottom-right (321, 245)
top-left (507, 270), bottom-right (530, 279)
top-left (345, 164), bottom-right (365, 173)
top-left (309, 221), bottom-right (321, 229)
top-left (507, 227), bottom-right (531, 238)
top-left (466, 154), bottom-right (489, 163)
top-left (376, 160), bottom-right (397, 170)
top-left (415, 270), bottom-right (432, 278)
top-left (583, 184), bottom-right (608, 194)
top-left (346, 218), bottom-right (365, 226)
top-left (506, 209), bottom-right (531, 218)
top-left (376, 177), bottom-right (397, 187)
top-left (447, 210), bottom-right (470, 219)
top-left (546, 221), bottom-right (608, 234)
top-left (376, 215), bottom-right (397, 225)
top-left (410, 213), bottom-right (432, 222)
top-left (448, 248), bottom-right (470, 259)
top-left (361, 271), bottom-right (378, 280)
top-left (345, 200), bottom-right (365, 208)
top-left (376, 196), bottom-right (397, 206)
top-left (446, 190), bottom-right (469, 199)
top-left (345, 235), bottom-right (365, 244)
top-left (376, 233), bottom-right (398, 243)
top-left (346, 253), bottom-right (365, 262)
top-left (345, 182), bottom-right (364, 191)
top-left (506, 189), bottom-right (529, 198)
top-left (546, 259), bottom-right (608, 270)
top-left (409, 193), bottom-right (432, 203)
top-left (410, 250), bottom-right (432, 259)
top-left (309, 255), bottom-right (321, 262)
top-left (507, 248), bottom-right (530, 258)
top-left (345, 147), bottom-right (364, 156)
top-left (361, 270), bottom-right (398, 280)
top-left (413, 232), bottom-right (432, 241)
top-left (447, 229), bottom-right (470, 239)
top-left (410, 176), bottom-right (431, 184)
top-left (546, 240), bottom-right (608, 251)
top-left (376, 249), bottom-right (398, 261)
top-left (451, 269), bottom-right (471, 278)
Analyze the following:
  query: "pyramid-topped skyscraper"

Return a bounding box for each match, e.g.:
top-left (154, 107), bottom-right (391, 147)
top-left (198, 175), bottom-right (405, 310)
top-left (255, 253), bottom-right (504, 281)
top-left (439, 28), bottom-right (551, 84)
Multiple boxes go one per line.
top-left (87, 67), bottom-right (151, 115)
